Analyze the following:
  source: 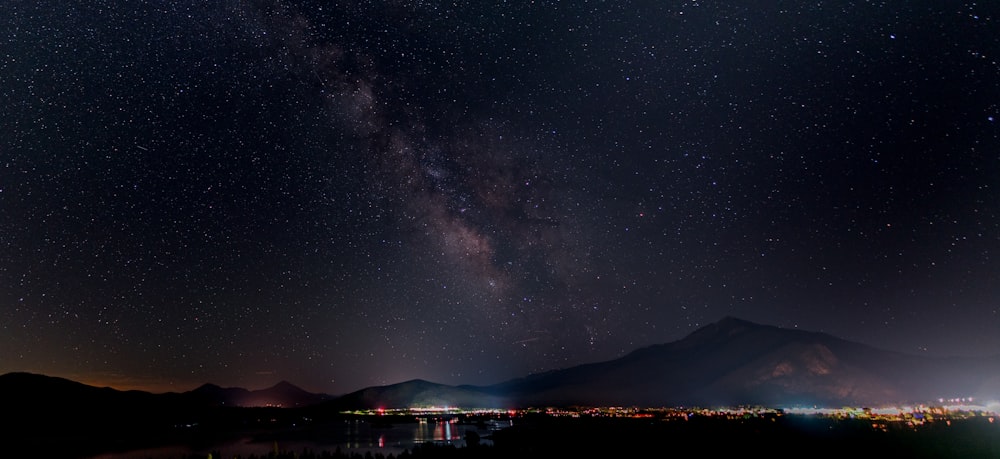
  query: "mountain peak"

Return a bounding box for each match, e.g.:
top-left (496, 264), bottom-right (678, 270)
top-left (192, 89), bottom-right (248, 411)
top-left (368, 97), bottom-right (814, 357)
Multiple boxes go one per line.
top-left (715, 316), bottom-right (762, 328)
top-left (266, 380), bottom-right (306, 393)
top-left (191, 383), bottom-right (226, 393)
top-left (496, 317), bottom-right (1000, 408)
top-left (682, 316), bottom-right (765, 342)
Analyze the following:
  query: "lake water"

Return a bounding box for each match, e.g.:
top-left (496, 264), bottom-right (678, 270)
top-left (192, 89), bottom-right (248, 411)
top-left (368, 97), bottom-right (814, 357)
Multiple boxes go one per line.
top-left (87, 418), bottom-right (508, 459)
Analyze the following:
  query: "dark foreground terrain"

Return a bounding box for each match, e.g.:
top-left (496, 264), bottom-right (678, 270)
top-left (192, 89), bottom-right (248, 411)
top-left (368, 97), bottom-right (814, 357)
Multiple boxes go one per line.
top-left (9, 413), bottom-right (999, 459)
top-left (482, 414), bottom-right (998, 459)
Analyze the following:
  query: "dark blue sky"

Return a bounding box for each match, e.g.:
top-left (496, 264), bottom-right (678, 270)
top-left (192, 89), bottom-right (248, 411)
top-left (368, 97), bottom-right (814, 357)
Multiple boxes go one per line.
top-left (2, 0), bottom-right (998, 395)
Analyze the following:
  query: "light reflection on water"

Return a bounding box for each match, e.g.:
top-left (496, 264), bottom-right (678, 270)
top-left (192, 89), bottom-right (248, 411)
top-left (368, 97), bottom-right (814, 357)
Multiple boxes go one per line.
top-left (88, 418), bottom-right (505, 459)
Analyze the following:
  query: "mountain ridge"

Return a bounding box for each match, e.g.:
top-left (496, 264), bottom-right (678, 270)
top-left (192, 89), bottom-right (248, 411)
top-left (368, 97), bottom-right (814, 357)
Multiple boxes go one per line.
top-left (474, 316), bottom-right (1000, 408)
top-left (4, 317), bottom-right (999, 411)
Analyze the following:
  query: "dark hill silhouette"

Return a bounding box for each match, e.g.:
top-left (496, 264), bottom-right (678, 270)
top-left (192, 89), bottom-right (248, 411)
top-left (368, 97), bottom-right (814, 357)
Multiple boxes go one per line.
top-left (188, 380), bottom-right (331, 407)
top-left (0, 372), bottom-right (334, 440)
top-left (487, 317), bottom-right (1000, 407)
top-left (288, 317), bottom-right (1000, 412)
top-left (4, 369), bottom-right (998, 459)
top-left (0, 372), bottom-right (335, 458)
top-left (307, 378), bottom-right (507, 417)
top-left (4, 317), bottom-right (998, 416)
top-left (0, 372), bottom-right (195, 457)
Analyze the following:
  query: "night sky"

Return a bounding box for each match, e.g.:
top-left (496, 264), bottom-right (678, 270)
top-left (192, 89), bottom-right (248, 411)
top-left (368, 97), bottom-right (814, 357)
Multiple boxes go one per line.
top-left (2, 1), bottom-right (999, 395)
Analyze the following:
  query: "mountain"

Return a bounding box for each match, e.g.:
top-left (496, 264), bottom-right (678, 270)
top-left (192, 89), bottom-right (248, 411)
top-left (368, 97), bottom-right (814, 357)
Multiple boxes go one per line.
top-left (0, 372), bottom-right (338, 457)
top-left (285, 317), bottom-right (1000, 411)
top-left (0, 372), bottom-right (186, 456)
top-left (189, 380), bottom-right (332, 407)
top-left (310, 378), bottom-right (508, 414)
top-left (3, 317), bottom-right (998, 418)
top-left (0, 372), bottom-right (332, 412)
top-left (486, 317), bottom-right (1000, 408)
top-left (4, 319), bottom-right (999, 458)
top-left (0, 371), bottom-right (188, 417)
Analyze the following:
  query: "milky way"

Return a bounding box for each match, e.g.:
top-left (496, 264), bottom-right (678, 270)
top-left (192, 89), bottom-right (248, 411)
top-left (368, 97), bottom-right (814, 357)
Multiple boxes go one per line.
top-left (236, 0), bottom-right (606, 364)
top-left (1, 0), bottom-right (998, 394)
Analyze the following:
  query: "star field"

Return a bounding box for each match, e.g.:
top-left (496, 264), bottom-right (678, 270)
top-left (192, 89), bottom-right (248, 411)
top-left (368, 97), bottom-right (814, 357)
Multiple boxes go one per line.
top-left (1, 0), bottom-right (999, 395)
